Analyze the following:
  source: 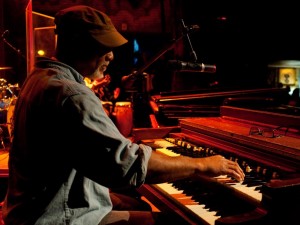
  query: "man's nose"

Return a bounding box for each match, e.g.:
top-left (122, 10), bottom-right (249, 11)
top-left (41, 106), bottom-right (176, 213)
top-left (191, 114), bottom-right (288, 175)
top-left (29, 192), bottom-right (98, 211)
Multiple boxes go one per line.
top-left (106, 51), bottom-right (114, 61)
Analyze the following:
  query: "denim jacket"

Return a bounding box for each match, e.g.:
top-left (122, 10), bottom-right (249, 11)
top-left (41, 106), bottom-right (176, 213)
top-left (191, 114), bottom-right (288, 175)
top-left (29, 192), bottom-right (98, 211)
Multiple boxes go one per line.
top-left (2, 59), bottom-right (152, 225)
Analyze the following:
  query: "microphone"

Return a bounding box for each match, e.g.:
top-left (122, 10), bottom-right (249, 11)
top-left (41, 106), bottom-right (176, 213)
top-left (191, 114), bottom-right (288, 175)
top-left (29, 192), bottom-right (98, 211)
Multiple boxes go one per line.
top-left (168, 60), bottom-right (216, 73)
top-left (183, 25), bottom-right (200, 33)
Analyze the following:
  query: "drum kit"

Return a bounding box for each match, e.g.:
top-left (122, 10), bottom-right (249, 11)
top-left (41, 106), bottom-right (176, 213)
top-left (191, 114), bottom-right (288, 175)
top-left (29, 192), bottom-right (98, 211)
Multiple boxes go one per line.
top-left (0, 67), bottom-right (20, 150)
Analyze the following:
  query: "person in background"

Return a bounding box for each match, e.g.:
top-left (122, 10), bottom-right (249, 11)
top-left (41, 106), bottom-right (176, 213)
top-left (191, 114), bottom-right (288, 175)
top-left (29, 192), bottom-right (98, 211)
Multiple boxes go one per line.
top-left (2, 5), bottom-right (244, 225)
top-left (84, 74), bottom-right (116, 116)
top-left (84, 74), bottom-right (111, 99)
top-left (84, 74), bottom-right (121, 102)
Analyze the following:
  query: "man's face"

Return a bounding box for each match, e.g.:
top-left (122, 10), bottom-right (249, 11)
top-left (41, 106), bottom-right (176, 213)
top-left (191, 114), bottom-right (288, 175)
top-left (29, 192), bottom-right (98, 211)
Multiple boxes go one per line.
top-left (86, 51), bottom-right (114, 80)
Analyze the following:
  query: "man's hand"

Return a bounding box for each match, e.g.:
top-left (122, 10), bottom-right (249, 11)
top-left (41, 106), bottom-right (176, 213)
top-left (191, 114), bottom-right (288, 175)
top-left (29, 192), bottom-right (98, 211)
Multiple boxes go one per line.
top-left (198, 155), bottom-right (245, 182)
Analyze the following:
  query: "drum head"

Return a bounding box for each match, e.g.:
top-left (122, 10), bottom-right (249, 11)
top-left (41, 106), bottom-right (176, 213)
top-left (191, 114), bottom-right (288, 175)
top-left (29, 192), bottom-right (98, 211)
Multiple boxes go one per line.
top-left (115, 101), bottom-right (132, 107)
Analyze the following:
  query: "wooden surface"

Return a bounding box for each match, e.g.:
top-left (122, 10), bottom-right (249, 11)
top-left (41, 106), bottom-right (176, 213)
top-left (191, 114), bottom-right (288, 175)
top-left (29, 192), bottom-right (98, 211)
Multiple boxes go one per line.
top-left (0, 150), bottom-right (8, 178)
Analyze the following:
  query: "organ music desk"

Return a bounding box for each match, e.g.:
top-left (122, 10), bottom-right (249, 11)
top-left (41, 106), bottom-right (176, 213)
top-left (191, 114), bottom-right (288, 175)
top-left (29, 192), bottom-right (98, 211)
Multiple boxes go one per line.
top-left (134, 106), bottom-right (300, 225)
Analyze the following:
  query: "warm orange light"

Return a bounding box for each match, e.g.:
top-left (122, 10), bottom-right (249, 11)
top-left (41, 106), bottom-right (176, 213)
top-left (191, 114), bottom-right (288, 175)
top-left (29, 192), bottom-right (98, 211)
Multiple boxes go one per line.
top-left (37, 49), bottom-right (45, 56)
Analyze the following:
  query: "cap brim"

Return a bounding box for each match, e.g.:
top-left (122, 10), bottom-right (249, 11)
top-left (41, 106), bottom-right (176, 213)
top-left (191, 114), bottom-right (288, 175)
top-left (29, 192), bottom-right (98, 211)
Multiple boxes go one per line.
top-left (91, 30), bottom-right (128, 48)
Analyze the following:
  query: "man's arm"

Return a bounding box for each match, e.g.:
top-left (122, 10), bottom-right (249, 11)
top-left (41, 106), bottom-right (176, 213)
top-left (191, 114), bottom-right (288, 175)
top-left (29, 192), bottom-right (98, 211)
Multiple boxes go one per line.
top-left (145, 151), bottom-right (244, 184)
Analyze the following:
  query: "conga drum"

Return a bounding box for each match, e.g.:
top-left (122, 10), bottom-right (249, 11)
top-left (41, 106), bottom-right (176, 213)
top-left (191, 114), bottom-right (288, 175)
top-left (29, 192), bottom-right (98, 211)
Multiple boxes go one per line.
top-left (113, 101), bottom-right (133, 137)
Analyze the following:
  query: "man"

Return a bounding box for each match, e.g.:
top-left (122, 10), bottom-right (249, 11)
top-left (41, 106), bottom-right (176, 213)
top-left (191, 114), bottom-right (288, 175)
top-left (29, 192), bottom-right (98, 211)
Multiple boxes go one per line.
top-left (2, 5), bottom-right (244, 225)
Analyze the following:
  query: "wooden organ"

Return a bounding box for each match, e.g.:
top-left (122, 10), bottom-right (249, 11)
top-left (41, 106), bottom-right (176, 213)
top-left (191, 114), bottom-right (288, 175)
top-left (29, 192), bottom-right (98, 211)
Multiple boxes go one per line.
top-left (134, 106), bottom-right (300, 225)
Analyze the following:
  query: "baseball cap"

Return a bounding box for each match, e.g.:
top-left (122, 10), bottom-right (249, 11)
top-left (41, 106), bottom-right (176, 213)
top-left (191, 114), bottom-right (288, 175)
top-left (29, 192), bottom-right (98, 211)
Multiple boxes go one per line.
top-left (54, 5), bottom-right (128, 48)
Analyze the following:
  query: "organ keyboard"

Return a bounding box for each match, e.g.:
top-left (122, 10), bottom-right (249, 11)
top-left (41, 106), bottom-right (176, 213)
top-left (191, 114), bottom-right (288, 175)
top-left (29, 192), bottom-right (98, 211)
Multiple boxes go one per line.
top-left (135, 106), bottom-right (300, 225)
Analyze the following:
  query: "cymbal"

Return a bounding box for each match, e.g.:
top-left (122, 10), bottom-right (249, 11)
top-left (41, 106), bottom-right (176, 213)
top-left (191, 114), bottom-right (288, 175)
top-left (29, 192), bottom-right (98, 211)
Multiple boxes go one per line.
top-left (0, 67), bottom-right (13, 71)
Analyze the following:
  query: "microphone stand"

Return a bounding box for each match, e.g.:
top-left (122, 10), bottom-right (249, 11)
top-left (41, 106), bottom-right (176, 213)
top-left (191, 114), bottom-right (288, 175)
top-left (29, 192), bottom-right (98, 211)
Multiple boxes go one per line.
top-left (1, 30), bottom-right (26, 60)
top-left (123, 20), bottom-right (198, 127)
top-left (123, 38), bottom-right (179, 91)
top-left (122, 34), bottom-right (187, 128)
top-left (124, 18), bottom-right (198, 87)
top-left (181, 19), bottom-right (198, 62)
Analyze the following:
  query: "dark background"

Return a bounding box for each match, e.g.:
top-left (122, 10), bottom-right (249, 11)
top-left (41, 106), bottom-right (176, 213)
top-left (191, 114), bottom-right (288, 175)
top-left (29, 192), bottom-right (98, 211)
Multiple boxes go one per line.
top-left (1, 0), bottom-right (300, 93)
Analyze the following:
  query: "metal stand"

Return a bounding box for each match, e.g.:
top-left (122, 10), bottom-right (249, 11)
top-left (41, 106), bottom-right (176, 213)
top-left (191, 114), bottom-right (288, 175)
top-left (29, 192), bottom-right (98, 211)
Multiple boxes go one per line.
top-left (122, 19), bottom-right (199, 128)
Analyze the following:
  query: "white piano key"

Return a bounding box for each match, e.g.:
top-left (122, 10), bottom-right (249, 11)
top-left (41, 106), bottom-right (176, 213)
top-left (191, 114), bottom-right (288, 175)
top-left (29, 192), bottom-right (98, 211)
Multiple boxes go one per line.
top-left (157, 182), bottom-right (221, 225)
top-left (154, 139), bottom-right (176, 148)
top-left (152, 139), bottom-right (181, 156)
top-left (186, 205), bottom-right (221, 225)
top-left (156, 183), bottom-right (183, 194)
top-left (215, 175), bottom-right (263, 202)
top-left (213, 175), bottom-right (228, 180)
top-left (154, 139), bottom-right (263, 212)
top-left (229, 183), bottom-right (262, 201)
top-left (156, 148), bottom-right (181, 157)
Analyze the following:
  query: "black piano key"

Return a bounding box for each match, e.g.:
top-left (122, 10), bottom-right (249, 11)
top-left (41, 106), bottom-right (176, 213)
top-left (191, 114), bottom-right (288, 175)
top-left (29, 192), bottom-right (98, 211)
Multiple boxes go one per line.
top-left (171, 178), bottom-right (257, 219)
top-left (245, 181), bottom-right (266, 187)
